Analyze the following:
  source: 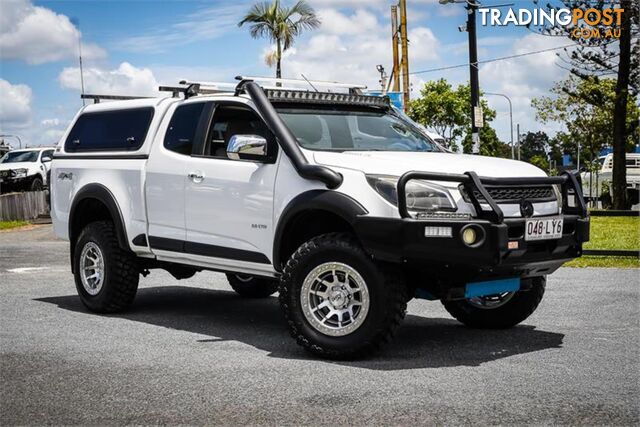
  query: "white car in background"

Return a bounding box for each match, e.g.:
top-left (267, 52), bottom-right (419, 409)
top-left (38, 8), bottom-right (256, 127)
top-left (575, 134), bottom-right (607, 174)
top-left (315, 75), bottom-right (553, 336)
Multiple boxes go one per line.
top-left (581, 153), bottom-right (640, 207)
top-left (0, 147), bottom-right (55, 193)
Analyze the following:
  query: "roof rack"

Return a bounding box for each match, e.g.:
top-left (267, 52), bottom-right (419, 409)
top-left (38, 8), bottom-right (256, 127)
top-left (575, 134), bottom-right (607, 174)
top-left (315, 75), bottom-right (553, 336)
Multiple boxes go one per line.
top-left (235, 75), bottom-right (366, 93)
top-left (81, 94), bottom-right (152, 104)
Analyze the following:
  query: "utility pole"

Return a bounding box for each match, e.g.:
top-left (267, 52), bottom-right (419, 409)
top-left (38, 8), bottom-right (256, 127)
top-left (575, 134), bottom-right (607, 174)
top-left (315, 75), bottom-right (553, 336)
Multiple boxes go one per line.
top-left (467, 1), bottom-right (481, 154)
top-left (399, 0), bottom-right (410, 110)
top-left (516, 124), bottom-right (521, 161)
top-left (390, 5), bottom-right (401, 93)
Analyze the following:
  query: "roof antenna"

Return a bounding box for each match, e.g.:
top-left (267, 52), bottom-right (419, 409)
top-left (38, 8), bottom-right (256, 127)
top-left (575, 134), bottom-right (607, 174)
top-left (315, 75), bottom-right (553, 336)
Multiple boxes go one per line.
top-left (301, 74), bottom-right (319, 92)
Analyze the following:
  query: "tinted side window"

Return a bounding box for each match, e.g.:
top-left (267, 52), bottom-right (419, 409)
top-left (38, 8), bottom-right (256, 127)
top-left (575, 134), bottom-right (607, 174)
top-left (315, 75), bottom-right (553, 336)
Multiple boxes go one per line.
top-left (164, 103), bottom-right (206, 155)
top-left (65, 108), bottom-right (154, 152)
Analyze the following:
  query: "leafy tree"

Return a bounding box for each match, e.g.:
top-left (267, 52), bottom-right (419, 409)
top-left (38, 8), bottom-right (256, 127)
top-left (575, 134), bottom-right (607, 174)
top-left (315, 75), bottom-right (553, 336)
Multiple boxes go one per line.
top-left (532, 76), bottom-right (640, 167)
top-left (529, 155), bottom-right (550, 172)
top-left (519, 131), bottom-right (550, 164)
top-left (408, 79), bottom-right (466, 150)
top-left (409, 79), bottom-right (500, 154)
top-left (239, 0), bottom-right (320, 78)
top-left (532, 0), bottom-right (639, 208)
top-left (462, 126), bottom-right (511, 158)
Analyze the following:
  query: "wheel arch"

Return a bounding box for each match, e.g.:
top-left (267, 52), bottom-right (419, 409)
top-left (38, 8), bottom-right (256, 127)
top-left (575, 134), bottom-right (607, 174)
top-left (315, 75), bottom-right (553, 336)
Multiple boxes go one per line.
top-left (273, 190), bottom-right (368, 270)
top-left (68, 183), bottom-right (129, 273)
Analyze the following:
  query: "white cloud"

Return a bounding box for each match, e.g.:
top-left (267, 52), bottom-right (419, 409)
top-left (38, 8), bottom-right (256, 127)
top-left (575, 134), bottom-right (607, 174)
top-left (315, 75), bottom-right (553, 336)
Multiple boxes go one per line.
top-left (41, 118), bottom-right (60, 127)
top-left (0, 79), bottom-right (32, 128)
top-left (58, 62), bottom-right (159, 96)
top-left (276, 8), bottom-right (439, 90)
top-left (0, 0), bottom-right (106, 64)
top-left (408, 27), bottom-right (439, 62)
top-left (318, 8), bottom-right (379, 35)
top-left (479, 34), bottom-right (573, 141)
top-left (116, 3), bottom-right (246, 53)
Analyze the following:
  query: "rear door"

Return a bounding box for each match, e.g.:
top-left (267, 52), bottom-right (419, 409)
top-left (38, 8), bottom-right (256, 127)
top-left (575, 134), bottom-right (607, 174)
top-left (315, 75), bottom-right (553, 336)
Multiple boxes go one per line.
top-left (145, 101), bottom-right (212, 254)
top-left (184, 101), bottom-right (278, 274)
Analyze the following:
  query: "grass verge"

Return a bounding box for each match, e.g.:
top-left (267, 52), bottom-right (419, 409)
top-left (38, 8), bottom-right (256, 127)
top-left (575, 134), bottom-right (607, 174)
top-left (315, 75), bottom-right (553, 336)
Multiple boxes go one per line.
top-left (0, 220), bottom-right (30, 231)
top-left (566, 216), bottom-right (639, 268)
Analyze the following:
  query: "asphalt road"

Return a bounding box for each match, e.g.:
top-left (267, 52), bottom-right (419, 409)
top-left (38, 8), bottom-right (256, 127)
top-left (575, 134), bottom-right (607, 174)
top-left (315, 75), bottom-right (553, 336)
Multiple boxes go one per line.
top-left (1, 225), bottom-right (638, 425)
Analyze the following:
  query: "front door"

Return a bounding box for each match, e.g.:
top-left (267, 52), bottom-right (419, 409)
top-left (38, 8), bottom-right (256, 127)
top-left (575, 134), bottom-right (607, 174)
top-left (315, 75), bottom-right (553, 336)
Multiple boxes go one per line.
top-left (184, 101), bottom-right (278, 275)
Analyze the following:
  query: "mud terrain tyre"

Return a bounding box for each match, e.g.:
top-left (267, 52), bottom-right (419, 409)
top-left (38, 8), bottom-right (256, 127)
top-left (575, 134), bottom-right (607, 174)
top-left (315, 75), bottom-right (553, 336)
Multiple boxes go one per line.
top-left (73, 221), bottom-right (139, 313)
top-left (226, 274), bottom-right (278, 298)
top-left (279, 232), bottom-right (408, 359)
top-left (442, 276), bottom-right (546, 329)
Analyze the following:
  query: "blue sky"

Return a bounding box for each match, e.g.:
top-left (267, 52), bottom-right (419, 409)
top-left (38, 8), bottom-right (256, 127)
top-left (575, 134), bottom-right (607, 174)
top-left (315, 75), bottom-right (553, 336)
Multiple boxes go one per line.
top-left (0, 0), bottom-right (574, 147)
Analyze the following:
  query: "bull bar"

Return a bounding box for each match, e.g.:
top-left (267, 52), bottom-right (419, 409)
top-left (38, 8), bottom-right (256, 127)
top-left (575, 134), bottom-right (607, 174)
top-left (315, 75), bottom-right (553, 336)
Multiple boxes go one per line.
top-left (396, 170), bottom-right (588, 221)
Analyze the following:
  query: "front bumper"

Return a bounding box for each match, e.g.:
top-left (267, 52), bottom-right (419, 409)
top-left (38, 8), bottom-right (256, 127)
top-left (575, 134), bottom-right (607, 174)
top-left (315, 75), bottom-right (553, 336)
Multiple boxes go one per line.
top-left (354, 214), bottom-right (589, 283)
top-left (353, 170), bottom-right (590, 287)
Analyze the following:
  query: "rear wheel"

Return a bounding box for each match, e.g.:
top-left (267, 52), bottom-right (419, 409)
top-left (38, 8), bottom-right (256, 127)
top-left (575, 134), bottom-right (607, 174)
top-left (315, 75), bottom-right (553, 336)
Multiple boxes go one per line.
top-left (226, 274), bottom-right (278, 298)
top-left (442, 276), bottom-right (546, 329)
top-left (74, 221), bottom-right (139, 313)
top-left (279, 232), bottom-right (408, 359)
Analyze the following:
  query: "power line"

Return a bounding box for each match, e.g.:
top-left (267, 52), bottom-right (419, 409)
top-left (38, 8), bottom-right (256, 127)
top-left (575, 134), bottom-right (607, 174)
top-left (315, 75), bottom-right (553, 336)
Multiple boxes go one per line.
top-left (410, 43), bottom-right (576, 75)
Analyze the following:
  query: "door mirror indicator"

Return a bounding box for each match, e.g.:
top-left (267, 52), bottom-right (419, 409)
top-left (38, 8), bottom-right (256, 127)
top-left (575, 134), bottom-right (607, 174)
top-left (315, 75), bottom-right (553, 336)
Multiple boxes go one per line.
top-left (227, 135), bottom-right (268, 161)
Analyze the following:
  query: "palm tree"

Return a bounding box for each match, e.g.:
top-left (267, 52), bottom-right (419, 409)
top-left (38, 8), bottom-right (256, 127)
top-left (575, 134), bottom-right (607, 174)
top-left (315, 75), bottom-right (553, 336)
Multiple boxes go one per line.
top-left (238, 0), bottom-right (320, 79)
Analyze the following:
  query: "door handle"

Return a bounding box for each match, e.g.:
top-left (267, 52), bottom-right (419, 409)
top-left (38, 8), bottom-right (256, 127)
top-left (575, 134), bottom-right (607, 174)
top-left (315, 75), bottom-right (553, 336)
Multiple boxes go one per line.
top-left (188, 171), bottom-right (204, 181)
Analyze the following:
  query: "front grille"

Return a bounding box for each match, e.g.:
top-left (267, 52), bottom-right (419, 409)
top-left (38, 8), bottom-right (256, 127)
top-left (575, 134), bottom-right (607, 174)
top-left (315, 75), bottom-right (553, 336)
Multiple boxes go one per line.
top-left (471, 185), bottom-right (556, 203)
top-left (0, 170), bottom-right (9, 178)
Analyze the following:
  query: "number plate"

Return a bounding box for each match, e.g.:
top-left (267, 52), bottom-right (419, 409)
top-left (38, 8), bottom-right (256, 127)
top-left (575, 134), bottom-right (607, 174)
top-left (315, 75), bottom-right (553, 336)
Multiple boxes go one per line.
top-left (525, 217), bottom-right (563, 241)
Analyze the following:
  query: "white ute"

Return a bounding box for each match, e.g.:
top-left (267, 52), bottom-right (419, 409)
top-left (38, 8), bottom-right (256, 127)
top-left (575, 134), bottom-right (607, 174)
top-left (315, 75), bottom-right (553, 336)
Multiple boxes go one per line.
top-left (0, 147), bottom-right (55, 193)
top-left (52, 77), bottom-right (589, 359)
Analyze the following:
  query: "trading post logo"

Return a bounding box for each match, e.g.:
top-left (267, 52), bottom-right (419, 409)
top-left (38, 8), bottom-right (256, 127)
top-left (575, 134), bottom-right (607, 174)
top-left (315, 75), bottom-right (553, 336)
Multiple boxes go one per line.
top-left (480, 7), bottom-right (624, 39)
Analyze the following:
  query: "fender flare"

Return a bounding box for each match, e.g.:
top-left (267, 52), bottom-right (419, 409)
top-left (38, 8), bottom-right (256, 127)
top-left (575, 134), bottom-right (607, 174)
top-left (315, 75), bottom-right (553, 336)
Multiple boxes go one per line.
top-left (69, 184), bottom-right (129, 265)
top-left (272, 190), bottom-right (368, 268)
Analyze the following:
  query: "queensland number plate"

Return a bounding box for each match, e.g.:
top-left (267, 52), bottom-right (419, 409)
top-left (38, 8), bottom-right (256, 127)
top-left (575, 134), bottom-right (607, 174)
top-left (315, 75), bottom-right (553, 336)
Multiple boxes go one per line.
top-left (525, 217), bottom-right (563, 241)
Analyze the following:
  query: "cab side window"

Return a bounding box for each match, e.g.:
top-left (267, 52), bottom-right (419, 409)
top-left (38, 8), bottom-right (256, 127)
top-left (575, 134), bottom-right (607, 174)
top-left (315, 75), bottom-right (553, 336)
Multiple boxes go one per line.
top-left (164, 103), bottom-right (206, 155)
top-left (204, 104), bottom-right (274, 159)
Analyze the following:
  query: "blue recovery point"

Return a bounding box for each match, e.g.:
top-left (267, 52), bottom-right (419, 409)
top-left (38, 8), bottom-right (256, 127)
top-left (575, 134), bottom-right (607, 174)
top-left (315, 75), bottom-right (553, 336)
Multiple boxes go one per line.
top-left (465, 278), bottom-right (521, 298)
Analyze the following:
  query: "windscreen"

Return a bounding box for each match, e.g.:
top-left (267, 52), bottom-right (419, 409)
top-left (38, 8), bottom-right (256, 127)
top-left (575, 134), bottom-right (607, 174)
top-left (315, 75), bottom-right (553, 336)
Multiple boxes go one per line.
top-left (277, 108), bottom-right (442, 152)
top-left (0, 151), bottom-right (39, 163)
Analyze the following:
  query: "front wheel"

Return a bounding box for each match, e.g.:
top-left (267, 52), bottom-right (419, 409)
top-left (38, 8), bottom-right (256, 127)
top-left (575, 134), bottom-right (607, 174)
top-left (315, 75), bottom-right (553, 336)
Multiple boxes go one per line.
top-left (442, 276), bottom-right (546, 329)
top-left (30, 177), bottom-right (43, 191)
top-left (279, 232), bottom-right (408, 359)
top-left (226, 274), bottom-right (278, 298)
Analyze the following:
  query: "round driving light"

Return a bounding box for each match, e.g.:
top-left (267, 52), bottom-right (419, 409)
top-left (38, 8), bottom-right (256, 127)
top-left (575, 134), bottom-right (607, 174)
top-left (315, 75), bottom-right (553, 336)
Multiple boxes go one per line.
top-left (462, 227), bottom-right (477, 245)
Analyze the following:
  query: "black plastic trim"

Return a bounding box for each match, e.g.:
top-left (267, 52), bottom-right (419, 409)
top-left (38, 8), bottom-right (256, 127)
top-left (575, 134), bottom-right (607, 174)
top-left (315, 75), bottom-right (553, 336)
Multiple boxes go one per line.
top-left (132, 234), bottom-right (148, 247)
top-left (243, 81), bottom-right (343, 189)
top-left (68, 184), bottom-right (129, 272)
top-left (353, 214), bottom-right (589, 285)
top-left (53, 154), bottom-right (149, 160)
top-left (149, 236), bottom-right (271, 264)
top-left (272, 190), bottom-right (368, 269)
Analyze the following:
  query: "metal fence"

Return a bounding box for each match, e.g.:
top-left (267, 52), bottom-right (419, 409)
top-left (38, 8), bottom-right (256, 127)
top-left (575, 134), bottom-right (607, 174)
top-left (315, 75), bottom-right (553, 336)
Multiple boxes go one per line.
top-left (0, 191), bottom-right (49, 221)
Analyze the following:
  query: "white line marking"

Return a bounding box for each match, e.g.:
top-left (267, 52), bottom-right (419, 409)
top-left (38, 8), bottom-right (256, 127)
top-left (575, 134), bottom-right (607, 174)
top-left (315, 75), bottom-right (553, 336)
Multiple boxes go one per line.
top-left (6, 266), bottom-right (67, 274)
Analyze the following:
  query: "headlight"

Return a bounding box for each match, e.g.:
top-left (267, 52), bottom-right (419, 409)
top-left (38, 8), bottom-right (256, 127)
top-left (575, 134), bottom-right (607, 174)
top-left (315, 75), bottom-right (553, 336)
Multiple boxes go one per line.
top-left (10, 168), bottom-right (28, 178)
top-left (553, 184), bottom-right (563, 212)
top-left (366, 175), bottom-right (457, 212)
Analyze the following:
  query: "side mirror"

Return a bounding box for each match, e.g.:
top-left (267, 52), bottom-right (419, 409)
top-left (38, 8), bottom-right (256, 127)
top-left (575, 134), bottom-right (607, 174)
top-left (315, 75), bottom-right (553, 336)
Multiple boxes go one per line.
top-left (227, 135), bottom-right (268, 161)
top-left (42, 156), bottom-right (52, 163)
